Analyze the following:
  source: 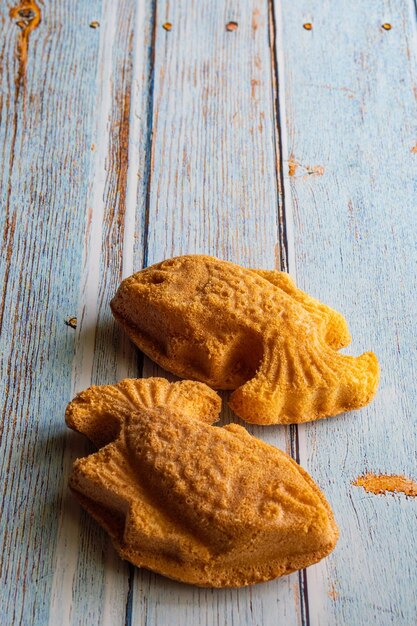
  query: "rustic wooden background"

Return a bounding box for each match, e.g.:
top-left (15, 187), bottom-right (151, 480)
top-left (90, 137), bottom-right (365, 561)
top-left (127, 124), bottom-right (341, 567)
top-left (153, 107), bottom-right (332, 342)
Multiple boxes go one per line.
top-left (1, 1), bottom-right (416, 624)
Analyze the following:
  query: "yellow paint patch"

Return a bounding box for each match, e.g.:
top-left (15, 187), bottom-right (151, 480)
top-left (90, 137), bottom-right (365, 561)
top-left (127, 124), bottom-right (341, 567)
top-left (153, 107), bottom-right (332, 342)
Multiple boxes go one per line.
top-left (353, 473), bottom-right (417, 497)
top-left (288, 157), bottom-right (298, 177)
top-left (9, 1), bottom-right (41, 89)
top-left (328, 582), bottom-right (339, 601)
top-left (310, 164), bottom-right (325, 176)
top-left (288, 156), bottom-right (324, 178)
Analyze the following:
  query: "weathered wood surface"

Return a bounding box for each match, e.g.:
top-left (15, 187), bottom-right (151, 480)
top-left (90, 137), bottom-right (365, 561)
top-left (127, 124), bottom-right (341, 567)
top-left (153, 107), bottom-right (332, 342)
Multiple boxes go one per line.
top-left (0, 1), bottom-right (416, 625)
top-left (277, 2), bottom-right (417, 624)
top-left (0, 2), bottom-right (117, 625)
top-left (134, 1), bottom-right (302, 624)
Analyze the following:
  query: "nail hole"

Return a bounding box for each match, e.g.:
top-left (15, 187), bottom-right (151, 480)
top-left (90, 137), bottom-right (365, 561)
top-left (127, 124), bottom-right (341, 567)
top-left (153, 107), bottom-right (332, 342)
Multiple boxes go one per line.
top-left (89, 21), bottom-right (100, 29)
top-left (303, 22), bottom-right (313, 30)
top-left (19, 8), bottom-right (35, 19)
top-left (226, 21), bottom-right (238, 32)
top-left (163, 22), bottom-right (172, 31)
top-left (382, 23), bottom-right (392, 30)
top-left (65, 317), bottom-right (78, 329)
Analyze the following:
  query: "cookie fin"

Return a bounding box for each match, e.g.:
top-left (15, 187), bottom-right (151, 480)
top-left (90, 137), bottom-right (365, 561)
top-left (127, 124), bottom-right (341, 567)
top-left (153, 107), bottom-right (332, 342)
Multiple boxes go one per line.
top-left (66, 378), bottom-right (221, 447)
top-left (229, 334), bottom-right (379, 424)
top-left (252, 269), bottom-right (351, 350)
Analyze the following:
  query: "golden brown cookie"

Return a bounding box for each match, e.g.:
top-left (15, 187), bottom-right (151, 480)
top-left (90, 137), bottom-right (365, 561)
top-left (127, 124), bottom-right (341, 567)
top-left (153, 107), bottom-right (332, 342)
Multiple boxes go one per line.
top-left (66, 378), bottom-right (339, 587)
top-left (110, 255), bottom-right (379, 424)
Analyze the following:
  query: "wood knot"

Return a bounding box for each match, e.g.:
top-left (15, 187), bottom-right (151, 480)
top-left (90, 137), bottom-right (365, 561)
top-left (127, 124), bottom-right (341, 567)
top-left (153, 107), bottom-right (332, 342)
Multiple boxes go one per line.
top-left (19, 8), bottom-right (35, 19)
top-left (10, 1), bottom-right (41, 31)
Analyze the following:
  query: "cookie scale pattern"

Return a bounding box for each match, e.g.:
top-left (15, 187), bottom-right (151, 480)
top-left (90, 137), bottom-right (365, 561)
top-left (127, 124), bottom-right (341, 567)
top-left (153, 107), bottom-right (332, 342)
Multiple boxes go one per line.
top-left (66, 378), bottom-right (339, 587)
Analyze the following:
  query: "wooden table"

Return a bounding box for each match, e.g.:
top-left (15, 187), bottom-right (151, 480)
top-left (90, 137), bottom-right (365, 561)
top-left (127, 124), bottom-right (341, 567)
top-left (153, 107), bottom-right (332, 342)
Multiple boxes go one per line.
top-left (1, 1), bottom-right (416, 624)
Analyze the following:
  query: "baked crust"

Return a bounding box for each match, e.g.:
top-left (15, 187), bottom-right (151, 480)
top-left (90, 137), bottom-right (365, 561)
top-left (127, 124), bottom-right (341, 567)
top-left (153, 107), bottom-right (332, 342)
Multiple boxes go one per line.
top-left (66, 378), bottom-right (339, 587)
top-left (110, 255), bottom-right (379, 424)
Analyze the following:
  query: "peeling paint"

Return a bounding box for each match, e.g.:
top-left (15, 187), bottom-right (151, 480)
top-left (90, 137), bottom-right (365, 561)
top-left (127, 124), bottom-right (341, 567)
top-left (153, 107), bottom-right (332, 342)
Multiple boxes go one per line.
top-left (328, 582), bottom-right (339, 601)
top-left (310, 164), bottom-right (325, 176)
top-left (353, 473), bottom-right (417, 497)
top-left (9, 1), bottom-right (41, 89)
top-left (251, 78), bottom-right (260, 99)
top-left (288, 155), bottom-right (298, 176)
top-left (288, 156), bottom-right (324, 178)
top-left (252, 8), bottom-right (260, 31)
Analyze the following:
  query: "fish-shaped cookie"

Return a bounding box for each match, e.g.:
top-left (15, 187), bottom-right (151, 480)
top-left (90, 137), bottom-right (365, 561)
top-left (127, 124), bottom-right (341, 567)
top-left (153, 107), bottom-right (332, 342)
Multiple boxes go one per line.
top-left (66, 378), bottom-right (339, 587)
top-left (110, 255), bottom-right (379, 425)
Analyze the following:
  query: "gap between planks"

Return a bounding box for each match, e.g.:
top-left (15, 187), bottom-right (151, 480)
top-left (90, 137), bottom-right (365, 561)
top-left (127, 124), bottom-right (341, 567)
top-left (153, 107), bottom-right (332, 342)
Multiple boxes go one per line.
top-left (269, 1), bottom-right (310, 624)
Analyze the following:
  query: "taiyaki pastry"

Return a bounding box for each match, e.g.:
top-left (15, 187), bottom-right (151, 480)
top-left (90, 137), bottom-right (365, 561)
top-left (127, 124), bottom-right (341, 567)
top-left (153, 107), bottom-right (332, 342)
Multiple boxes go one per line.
top-left (66, 378), bottom-right (339, 587)
top-left (110, 255), bottom-right (379, 425)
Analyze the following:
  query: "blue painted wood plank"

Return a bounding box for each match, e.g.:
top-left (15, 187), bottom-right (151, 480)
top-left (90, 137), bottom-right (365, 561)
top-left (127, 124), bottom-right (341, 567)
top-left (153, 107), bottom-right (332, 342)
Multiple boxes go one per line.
top-left (0, 1), bottom-right (153, 624)
top-left (274, 0), bottom-right (417, 623)
top-left (47, 1), bottom-right (155, 625)
top-left (0, 2), bottom-right (110, 624)
top-left (131, 1), bottom-right (305, 625)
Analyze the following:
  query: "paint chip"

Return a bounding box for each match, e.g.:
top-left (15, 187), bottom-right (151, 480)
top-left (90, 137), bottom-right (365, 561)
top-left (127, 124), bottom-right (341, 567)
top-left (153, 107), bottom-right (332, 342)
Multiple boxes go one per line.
top-left (163, 22), bottom-right (172, 31)
top-left (310, 164), bottom-right (325, 176)
top-left (287, 156), bottom-right (324, 178)
top-left (288, 157), bottom-right (298, 177)
top-left (89, 21), bottom-right (100, 29)
top-left (328, 583), bottom-right (339, 601)
top-left (303, 22), bottom-right (313, 31)
top-left (382, 23), bottom-right (392, 30)
top-left (226, 21), bottom-right (238, 32)
top-left (65, 317), bottom-right (78, 329)
top-left (353, 473), bottom-right (417, 497)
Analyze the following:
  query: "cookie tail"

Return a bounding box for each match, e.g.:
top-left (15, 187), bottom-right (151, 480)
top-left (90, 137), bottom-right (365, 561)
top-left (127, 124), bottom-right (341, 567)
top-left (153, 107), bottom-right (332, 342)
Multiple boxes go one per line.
top-left (66, 378), bottom-right (221, 448)
top-left (229, 335), bottom-right (379, 425)
top-left (252, 270), bottom-right (351, 350)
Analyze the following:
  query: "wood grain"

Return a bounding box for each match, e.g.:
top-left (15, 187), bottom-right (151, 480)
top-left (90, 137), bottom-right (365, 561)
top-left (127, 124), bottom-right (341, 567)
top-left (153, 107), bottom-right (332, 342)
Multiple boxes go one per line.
top-left (0, 2), bottom-right (106, 624)
top-left (0, 1), bottom-right (151, 624)
top-left (49, 2), bottom-right (156, 625)
top-left (274, 0), bottom-right (417, 624)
